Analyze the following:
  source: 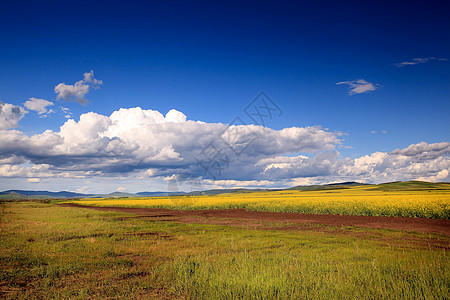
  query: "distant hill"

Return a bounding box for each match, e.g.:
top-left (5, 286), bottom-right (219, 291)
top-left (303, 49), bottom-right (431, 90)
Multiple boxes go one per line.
top-left (288, 181), bottom-right (369, 191)
top-left (0, 192), bottom-right (45, 200)
top-left (370, 181), bottom-right (450, 191)
top-left (0, 190), bottom-right (91, 199)
top-left (1, 181), bottom-right (448, 200)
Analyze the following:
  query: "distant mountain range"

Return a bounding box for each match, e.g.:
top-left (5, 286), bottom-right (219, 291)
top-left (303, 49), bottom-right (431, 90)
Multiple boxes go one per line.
top-left (1, 181), bottom-right (449, 200)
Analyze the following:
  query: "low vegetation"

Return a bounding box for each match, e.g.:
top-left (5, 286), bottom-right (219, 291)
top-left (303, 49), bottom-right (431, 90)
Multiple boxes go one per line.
top-left (1, 201), bottom-right (449, 299)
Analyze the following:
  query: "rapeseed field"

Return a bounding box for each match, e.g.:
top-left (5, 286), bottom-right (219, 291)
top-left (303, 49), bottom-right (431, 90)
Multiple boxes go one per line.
top-left (68, 185), bottom-right (450, 219)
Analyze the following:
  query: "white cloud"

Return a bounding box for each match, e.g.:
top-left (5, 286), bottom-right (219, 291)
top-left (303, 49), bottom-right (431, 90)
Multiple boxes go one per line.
top-left (0, 162), bottom-right (54, 178)
top-left (0, 107), bottom-right (341, 179)
top-left (0, 101), bottom-right (27, 130)
top-left (83, 70), bottom-right (103, 87)
top-left (116, 186), bottom-right (126, 192)
top-left (166, 109), bottom-right (187, 123)
top-left (371, 130), bottom-right (388, 134)
top-left (54, 82), bottom-right (89, 104)
top-left (23, 98), bottom-right (54, 115)
top-left (0, 107), bottom-right (448, 186)
top-left (394, 57), bottom-right (448, 67)
top-left (336, 79), bottom-right (378, 95)
top-left (27, 178), bottom-right (40, 183)
top-left (54, 70), bottom-right (102, 104)
top-left (338, 142), bottom-right (450, 182)
top-left (59, 106), bottom-right (73, 119)
top-left (257, 151), bottom-right (339, 179)
top-left (254, 141), bottom-right (450, 184)
top-left (390, 141), bottom-right (449, 158)
top-left (200, 179), bottom-right (276, 190)
top-left (76, 186), bottom-right (92, 194)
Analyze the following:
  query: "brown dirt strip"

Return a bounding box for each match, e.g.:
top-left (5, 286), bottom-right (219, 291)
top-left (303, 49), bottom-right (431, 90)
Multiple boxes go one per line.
top-left (59, 203), bottom-right (450, 235)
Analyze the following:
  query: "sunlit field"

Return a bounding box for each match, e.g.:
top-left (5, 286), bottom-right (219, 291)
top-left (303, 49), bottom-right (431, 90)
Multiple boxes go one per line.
top-left (1, 201), bottom-right (449, 299)
top-left (68, 185), bottom-right (450, 219)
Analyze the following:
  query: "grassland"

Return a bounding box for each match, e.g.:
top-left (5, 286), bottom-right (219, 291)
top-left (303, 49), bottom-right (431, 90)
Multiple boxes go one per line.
top-left (67, 184), bottom-right (450, 219)
top-left (1, 201), bottom-right (449, 299)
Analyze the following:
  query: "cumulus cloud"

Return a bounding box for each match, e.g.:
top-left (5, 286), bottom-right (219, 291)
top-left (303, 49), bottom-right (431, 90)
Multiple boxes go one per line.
top-left (0, 107), bottom-right (341, 178)
top-left (336, 142), bottom-right (450, 182)
top-left (257, 151), bottom-right (339, 179)
top-left (394, 57), bottom-right (448, 67)
top-left (54, 70), bottom-right (102, 104)
top-left (0, 101), bottom-right (27, 130)
top-left (255, 141), bottom-right (450, 184)
top-left (83, 70), bottom-right (103, 87)
top-left (23, 98), bottom-right (54, 115)
top-left (0, 107), bottom-right (448, 186)
top-left (391, 141), bottom-right (449, 159)
top-left (336, 79), bottom-right (378, 95)
top-left (0, 162), bottom-right (54, 179)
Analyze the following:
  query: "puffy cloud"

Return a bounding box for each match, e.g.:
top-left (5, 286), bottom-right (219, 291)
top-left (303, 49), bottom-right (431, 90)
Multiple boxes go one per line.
top-left (0, 155), bottom-right (26, 165)
top-left (54, 82), bottom-right (89, 104)
top-left (335, 142), bottom-right (450, 182)
top-left (252, 142), bottom-right (449, 184)
top-left (83, 70), bottom-right (103, 87)
top-left (23, 98), bottom-right (54, 115)
top-left (54, 70), bottom-right (102, 104)
top-left (200, 179), bottom-right (277, 190)
top-left (257, 151), bottom-right (339, 179)
top-left (394, 57), bottom-right (448, 67)
top-left (0, 162), bottom-right (53, 178)
top-left (166, 109), bottom-right (187, 123)
top-left (0, 107), bottom-right (341, 178)
top-left (116, 186), bottom-right (126, 192)
top-left (0, 101), bottom-right (27, 130)
top-left (0, 107), bottom-right (447, 186)
top-left (391, 141), bottom-right (449, 159)
top-left (336, 79), bottom-right (378, 95)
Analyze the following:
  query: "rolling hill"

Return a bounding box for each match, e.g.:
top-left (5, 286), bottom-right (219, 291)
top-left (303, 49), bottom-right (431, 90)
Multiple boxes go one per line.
top-left (1, 181), bottom-right (449, 200)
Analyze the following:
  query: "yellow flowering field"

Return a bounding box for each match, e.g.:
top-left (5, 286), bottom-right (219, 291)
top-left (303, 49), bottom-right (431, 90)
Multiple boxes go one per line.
top-left (66, 185), bottom-right (450, 219)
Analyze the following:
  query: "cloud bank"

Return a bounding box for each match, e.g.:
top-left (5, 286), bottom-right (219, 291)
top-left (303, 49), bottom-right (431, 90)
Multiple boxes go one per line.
top-left (0, 107), bottom-right (448, 187)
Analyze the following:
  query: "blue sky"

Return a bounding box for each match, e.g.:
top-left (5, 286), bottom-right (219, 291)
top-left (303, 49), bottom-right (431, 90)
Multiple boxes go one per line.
top-left (0, 0), bottom-right (449, 193)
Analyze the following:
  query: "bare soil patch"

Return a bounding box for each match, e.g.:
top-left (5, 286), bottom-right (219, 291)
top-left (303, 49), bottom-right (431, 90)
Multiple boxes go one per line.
top-left (59, 203), bottom-right (450, 235)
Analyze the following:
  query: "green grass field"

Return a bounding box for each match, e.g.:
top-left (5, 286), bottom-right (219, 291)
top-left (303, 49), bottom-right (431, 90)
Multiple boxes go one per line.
top-left (1, 201), bottom-right (449, 299)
